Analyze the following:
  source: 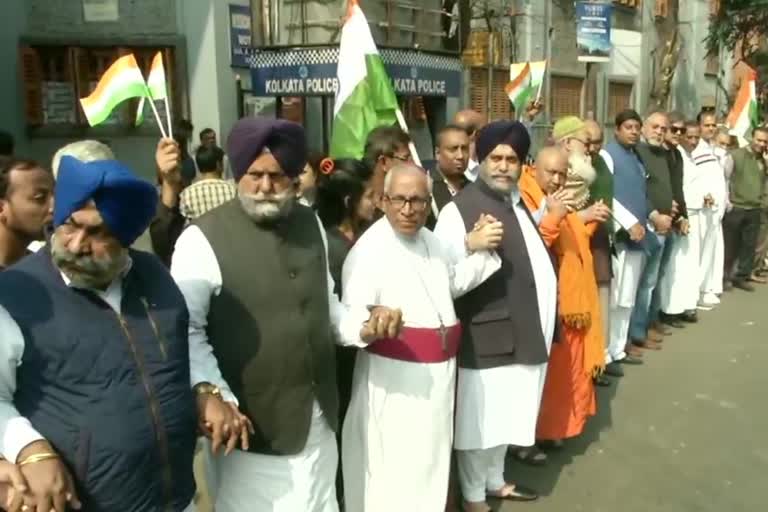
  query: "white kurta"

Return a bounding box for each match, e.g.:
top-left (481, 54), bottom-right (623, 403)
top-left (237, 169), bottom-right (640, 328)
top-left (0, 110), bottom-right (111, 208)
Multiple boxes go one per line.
top-left (340, 218), bottom-right (500, 512)
top-left (659, 146), bottom-right (707, 314)
top-left (170, 214), bottom-right (363, 512)
top-left (693, 140), bottom-right (727, 295)
top-left (434, 193), bottom-right (557, 450)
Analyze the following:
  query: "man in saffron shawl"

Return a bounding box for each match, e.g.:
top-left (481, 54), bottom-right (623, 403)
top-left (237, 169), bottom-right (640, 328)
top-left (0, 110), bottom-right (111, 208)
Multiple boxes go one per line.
top-left (519, 137), bottom-right (609, 443)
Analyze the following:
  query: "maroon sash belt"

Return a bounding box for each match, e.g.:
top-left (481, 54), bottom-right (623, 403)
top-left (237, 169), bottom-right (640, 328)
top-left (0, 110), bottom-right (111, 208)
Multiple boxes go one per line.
top-left (365, 324), bottom-right (462, 363)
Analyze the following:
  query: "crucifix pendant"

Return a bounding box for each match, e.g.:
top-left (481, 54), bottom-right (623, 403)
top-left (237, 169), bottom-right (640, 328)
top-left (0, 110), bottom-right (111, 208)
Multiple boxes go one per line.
top-left (439, 323), bottom-right (447, 353)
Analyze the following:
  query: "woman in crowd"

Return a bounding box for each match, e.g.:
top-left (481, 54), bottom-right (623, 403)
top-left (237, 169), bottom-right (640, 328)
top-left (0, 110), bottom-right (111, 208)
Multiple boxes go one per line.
top-left (297, 151), bottom-right (323, 207)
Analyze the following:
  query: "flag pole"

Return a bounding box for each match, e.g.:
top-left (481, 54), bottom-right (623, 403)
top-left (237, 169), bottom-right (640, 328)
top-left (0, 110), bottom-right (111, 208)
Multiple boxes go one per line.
top-left (163, 97), bottom-right (174, 140)
top-left (145, 89), bottom-right (168, 139)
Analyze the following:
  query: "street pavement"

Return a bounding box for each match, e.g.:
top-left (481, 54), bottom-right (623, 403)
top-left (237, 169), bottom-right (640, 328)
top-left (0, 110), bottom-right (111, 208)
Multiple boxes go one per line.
top-left (494, 285), bottom-right (768, 512)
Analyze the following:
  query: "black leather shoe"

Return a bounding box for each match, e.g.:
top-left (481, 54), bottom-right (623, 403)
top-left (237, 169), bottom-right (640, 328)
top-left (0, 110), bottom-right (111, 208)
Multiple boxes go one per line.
top-left (733, 280), bottom-right (756, 292)
top-left (604, 362), bottom-right (625, 376)
top-left (659, 312), bottom-right (684, 328)
top-left (619, 355), bottom-right (644, 365)
top-left (681, 311), bottom-right (698, 323)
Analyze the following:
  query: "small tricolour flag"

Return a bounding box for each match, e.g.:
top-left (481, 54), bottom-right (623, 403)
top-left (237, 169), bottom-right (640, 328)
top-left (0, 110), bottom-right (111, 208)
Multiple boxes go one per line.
top-left (329, 0), bottom-right (399, 159)
top-left (727, 67), bottom-right (760, 139)
top-left (79, 54), bottom-right (147, 127)
top-left (505, 60), bottom-right (547, 114)
top-left (136, 52), bottom-right (169, 126)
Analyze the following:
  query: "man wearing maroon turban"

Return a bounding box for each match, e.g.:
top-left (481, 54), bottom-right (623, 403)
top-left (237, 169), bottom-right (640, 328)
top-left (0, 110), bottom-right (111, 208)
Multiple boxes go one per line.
top-left (434, 120), bottom-right (558, 511)
top-left (170, 117), bottom-right (402, 511)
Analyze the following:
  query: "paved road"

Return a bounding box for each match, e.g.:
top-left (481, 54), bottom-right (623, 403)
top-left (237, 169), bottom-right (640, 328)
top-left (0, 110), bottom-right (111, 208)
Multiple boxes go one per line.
top-left (494, 286), bottom-right (768, 512)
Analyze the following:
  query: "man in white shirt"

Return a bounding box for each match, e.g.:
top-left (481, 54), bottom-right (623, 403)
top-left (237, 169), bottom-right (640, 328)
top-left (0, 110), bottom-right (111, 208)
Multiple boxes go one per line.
top-left (171, 117), bottom-right (402, 512)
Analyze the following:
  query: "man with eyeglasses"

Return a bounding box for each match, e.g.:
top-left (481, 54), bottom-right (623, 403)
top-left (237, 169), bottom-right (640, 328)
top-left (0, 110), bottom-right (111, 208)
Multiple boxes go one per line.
top-left (657, 113), bottom-right (698, 326)
top-left (435, 120), bottom-right (557, 510)
top-left (339, 164), bottom-right (501, 512)
top-left (363, 126), bottom-right (414, 215)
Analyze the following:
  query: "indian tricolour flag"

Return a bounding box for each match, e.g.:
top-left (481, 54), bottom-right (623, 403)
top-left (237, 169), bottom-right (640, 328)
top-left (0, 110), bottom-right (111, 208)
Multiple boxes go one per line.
top-left (505, 60), bottom-right (547, 114)
top-left (329, 0), bottom-right (398, 159)
top-left (727, 67), bottom-right (760, 139)
top-left (79, 54), bottom-right (147, 127)
top-left (136, 52), bottom-right (169, 126)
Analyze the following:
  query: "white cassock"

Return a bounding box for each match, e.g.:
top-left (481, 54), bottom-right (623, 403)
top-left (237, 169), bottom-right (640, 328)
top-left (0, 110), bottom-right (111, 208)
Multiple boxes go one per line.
top-left (659, 145), bottom-right (709, 314)
top-left (600, 149), bottom-right (646, 363)
top-left (433, 193), bottom-right (557, 504)
top-left (340, 218), bottom-right (501, 512)
top-left (171, 215), bottom-right (363, 512)
top-left (693, 140), bottom-right (727, 298)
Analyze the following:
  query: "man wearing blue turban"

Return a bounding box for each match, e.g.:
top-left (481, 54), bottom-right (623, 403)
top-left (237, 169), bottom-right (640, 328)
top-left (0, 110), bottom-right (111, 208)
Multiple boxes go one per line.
top-left (0, 156), bottom-right (250, 511)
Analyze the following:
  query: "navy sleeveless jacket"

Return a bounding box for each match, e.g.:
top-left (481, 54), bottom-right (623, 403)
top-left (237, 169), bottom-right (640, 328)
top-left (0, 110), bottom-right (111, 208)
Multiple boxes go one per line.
top-left (0, 249), bottom-right (196, 512)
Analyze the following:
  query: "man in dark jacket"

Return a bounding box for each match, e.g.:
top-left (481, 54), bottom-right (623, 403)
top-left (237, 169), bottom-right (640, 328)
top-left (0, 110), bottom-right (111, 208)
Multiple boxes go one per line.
top-left (632, 111), bottom-right (676, 350)
top-left (426, 124), bottom-right (470, 229)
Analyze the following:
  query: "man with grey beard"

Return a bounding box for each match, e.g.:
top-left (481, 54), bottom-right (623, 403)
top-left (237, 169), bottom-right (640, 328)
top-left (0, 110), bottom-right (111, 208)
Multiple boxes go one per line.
top-left (0, 156), bottom-right (247, 511)
top-left (631, 111), bottom-right (676, 351)
top-left (170, 117), bottom-right (403, 512)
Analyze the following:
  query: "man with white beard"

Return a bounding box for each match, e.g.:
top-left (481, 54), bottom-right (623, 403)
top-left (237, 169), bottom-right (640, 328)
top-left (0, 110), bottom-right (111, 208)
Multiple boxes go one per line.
top-left (693, 111), bottom-right (728, 306)
top-left (170, 117), bottom-right (403, 511)
top-left (631, 111), bottom-right (676, 350)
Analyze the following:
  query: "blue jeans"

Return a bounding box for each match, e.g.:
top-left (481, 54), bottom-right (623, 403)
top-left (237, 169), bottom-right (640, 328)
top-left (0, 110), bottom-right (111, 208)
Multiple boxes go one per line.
top-left (629, 232), bottom-right (667, 341)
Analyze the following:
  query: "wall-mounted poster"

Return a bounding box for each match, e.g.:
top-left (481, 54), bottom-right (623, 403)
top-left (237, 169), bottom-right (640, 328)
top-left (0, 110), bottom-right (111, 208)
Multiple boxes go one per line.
top-left (576, 2), bottom-right (612, 63)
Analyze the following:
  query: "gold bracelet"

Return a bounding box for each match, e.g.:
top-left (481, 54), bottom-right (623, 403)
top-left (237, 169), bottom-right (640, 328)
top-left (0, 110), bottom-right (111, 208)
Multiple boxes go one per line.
top-left (18, 452), bottom-right (59, 467)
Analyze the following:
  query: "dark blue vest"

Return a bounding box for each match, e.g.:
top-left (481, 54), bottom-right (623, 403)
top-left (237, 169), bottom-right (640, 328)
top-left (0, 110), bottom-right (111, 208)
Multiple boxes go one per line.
top-left (605, 141), bottom-right (649, 251)
top-left (0, 249), bottom-right (196, 512)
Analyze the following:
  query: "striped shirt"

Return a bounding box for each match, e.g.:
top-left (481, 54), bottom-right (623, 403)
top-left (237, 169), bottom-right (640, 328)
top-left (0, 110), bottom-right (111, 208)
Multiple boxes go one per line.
top-left (180, 178), bottom-right (237, 220)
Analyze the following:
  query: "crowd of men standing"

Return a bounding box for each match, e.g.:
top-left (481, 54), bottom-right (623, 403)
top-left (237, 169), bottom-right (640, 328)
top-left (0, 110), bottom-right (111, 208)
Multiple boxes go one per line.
top-left (0, 99), bottom-right (764, 512)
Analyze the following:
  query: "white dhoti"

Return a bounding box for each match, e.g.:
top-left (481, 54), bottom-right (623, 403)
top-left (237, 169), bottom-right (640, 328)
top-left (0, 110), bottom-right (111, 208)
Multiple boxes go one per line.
top-left (697, 208), bottom-right (724, 295)
top-left (608, 243), bottom-right (645, 363)
top-left (211, 402), bottom-right (339, 512)
top-left (659, 213), bottom-right (702, 314)
top-left (342, 352), bottom-right (456, 512)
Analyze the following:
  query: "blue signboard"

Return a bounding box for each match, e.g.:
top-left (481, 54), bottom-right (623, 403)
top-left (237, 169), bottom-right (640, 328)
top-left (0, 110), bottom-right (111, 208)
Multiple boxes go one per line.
top-left (247, 47), bottom-right (462, 97)
top-left (576, 1), bottom-right (612, 63)
top-left (229, 4), bottom-right (253, 68)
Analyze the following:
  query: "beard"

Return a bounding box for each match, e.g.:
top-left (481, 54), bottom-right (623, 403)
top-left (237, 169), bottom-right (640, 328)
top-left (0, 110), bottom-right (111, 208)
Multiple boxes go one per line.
top-left (478, 162), bottom-right (520, 195)
top-left (51, 235), bottom-right (129, 289)
top-left (238, 188), bottom-right (295, 223)
top-left (568, 151), bottom-right (596, 185)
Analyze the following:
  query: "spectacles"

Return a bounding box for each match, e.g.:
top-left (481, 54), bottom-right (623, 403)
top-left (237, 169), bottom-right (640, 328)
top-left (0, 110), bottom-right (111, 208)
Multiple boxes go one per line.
top-left (389, 153), bottom-right (412, 162)
top-left (385, 195), bottom-right (430, 212)
top-left (670, 126), bottom-right (685, 134)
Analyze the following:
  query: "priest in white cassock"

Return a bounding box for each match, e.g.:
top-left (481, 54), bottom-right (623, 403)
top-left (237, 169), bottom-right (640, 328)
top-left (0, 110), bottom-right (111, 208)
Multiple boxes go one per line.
top-left (341, 164), bottom-right (502, 512)
top-left (170, 117), bottom-right (403, 512)
top-left (434, 120), bottom-right (557, 512)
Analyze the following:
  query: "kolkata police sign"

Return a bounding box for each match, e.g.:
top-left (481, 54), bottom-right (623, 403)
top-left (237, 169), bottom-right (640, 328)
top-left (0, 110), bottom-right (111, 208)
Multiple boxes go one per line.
top-left (249, 49), bottom-right (461, 97)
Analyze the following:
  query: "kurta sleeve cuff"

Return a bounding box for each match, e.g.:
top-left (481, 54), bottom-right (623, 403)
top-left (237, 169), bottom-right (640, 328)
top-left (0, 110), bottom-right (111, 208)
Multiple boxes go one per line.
top-left (612, 199), bottom-right (639, 232)
top-left (2, 416), bottom-right (45, 463)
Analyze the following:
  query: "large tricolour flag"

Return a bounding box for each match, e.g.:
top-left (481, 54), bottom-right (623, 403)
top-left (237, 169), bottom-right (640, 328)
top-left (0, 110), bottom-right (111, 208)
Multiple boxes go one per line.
top-left (505, 60), bottom-right (547, 114)
top-left (329, 0), bottom-right (398, 159)
top-left (79, 54), bottom-right (147, 127)
top-left (136, 52), bottom-right (169, 126)
top-left (727, 67), bottom-right (759, 139)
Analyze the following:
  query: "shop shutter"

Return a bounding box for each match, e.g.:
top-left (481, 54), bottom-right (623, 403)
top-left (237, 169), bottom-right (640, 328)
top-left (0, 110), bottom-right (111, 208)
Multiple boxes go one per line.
top-left (469, 67), bottom-right (511, 122)
top-left (653, 0), bottom-right (669, 17)
top-left (550, 75), bottom-right (583, 121)
top-left (614, 0), bottom-right (642, 7)
top-left (607, 81), bottom-right (634, 123)
top-left (19, 46), bottom-right (44, 126)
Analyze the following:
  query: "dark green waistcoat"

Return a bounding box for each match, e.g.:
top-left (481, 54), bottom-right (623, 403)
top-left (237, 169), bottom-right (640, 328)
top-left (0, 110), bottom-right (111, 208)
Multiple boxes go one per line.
top-left (195, 199), bottom-right (338, 455)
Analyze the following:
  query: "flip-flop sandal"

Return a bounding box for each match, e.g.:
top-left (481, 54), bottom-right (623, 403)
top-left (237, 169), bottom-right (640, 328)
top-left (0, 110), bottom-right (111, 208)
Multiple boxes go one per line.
top-left (487, 483), bottom-right (539, 502)
top-left (512, 446), bottom-right (548, 466)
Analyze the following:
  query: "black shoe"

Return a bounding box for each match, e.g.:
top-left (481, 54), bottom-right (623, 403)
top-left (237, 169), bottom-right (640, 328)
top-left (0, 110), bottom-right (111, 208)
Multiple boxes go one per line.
top-left (619, 355), bottom-right (644, 365)
top-left (733, 280), bottom-right (756, 292)
top-left (594, 374), bottom-right (612, 387)
top-left (604, 362), bottom-right (625, 376)
top-left (681, 311), bottom-right (698, 323)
